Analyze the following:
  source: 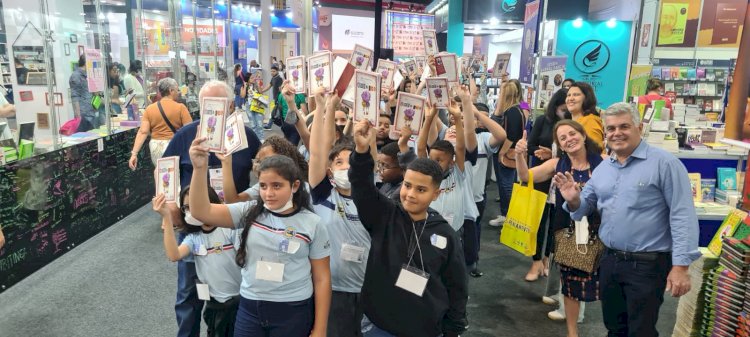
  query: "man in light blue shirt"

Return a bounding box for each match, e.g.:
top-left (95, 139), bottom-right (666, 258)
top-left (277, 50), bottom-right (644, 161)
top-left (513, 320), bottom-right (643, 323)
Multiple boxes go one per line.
top-left (555, 102), bottom-right (699, 337)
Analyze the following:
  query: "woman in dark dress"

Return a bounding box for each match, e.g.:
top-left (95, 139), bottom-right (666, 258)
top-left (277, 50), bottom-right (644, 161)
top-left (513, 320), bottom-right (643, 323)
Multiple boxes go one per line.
top-left (515, 119), bottom-right (605, 337)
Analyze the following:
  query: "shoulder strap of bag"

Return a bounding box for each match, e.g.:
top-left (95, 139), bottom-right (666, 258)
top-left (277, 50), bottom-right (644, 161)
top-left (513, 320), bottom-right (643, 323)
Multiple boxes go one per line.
top-left (157, 101), bottom-right (178, 134)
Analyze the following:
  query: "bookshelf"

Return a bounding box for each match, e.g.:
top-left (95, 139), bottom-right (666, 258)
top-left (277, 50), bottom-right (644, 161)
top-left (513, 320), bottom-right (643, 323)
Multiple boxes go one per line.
top-left (0, 1), bottom-right (10, 102)
top-left (652, 58), bottom-right (730, 115)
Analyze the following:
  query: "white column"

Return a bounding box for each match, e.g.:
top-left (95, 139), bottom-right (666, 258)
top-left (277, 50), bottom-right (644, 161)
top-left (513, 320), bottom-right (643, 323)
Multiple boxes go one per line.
top-left (301, 0), bottom-right (313, 55)
top-left (260, 0), bottom-right (273, 85)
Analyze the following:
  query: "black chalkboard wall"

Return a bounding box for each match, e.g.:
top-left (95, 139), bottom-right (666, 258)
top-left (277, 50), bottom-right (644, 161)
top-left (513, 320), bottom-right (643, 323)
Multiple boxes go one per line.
top-left (0, 129), bottom-right (154, 293)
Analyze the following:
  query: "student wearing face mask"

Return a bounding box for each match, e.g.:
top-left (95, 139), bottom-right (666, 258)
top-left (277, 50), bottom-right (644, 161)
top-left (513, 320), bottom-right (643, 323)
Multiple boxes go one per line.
top-left (307, 89), bottom-right (373, 337)
top-left (188, 141), bottom-right (331, 337)
top-left (154, 187), bottom-right (241, 337)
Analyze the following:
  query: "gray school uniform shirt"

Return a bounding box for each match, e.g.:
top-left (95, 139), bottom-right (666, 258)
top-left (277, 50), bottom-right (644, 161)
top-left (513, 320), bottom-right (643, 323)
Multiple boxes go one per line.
top-left (182, 228), bottom-right (242, 303)
top-left (227, 201), bottom-right (331, 302)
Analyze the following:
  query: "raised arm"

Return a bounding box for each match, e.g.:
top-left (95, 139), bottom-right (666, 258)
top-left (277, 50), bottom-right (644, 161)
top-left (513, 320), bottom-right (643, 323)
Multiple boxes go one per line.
top-left (350, 120), bottom-right (396, 230)
top-left (153, 194), bottom-right (191, 262)
top-left (474, 109), bottom-right (506, 147)
top-left (417, 103), bottom-right (437, 158)
top-left (446, 100), bottom-right (466, 172)
top-left (458, 85), bottom-right (477, 153)
top-left (282, 82), bottom-right (311, 149)
top-left (188, 137), bottom-right (235, 228)
top-left (515, 130), bottom-right (557, 183)
top-left (217, 153), bottom-right (250, 203)
top-left (308, 88), bottom-right (332, 187)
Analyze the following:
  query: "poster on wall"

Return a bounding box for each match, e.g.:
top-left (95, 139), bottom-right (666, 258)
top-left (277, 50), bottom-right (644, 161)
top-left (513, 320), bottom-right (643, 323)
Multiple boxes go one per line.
top-left (697, 0), bottom-right (747, 48)
top-left (286, 56), bottom-right (306, 94)
top-left (537, 56), bottom-right (567, 109)
top-left (656, 0), bottom-right (700, 47)
top-left (519, 0), bottom-right (540, 85)
top-left (85, 49), bottom-right (105, 92)
top-left (238, 40), bottom-right (247, 59)
top-left (382, 10), bottom-right (436, 60)
top-left (627, 65), bottom-right (653, 100)
top-left (556, 20), bottom-right (634, 109)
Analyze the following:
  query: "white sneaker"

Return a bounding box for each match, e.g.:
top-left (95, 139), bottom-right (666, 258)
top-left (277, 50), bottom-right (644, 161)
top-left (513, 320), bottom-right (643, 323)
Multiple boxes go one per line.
top-left (547, 309), bottom-right (565, 321)
top-left (542, 296), bottom-right (558, 305)
top-left (488, 215), bottom-right (505, 227)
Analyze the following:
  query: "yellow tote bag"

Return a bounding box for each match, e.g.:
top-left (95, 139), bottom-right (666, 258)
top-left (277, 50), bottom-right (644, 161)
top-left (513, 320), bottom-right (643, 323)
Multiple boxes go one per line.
top-left (499, 170), bottom-right (548, 256)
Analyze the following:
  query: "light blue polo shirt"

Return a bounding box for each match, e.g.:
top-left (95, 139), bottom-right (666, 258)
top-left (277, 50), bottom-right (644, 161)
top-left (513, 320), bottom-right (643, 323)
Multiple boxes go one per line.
top-left (182, 227), bottom-right (242, 303)
top-left (227, 201), bottom-right (331, 301)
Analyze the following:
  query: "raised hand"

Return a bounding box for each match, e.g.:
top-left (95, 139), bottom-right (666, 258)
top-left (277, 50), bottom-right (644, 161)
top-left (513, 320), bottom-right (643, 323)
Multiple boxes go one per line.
top-left (534, 146), bottom-right (552, 161)
top-left (515, 130), bottom-right (528, 156)
top-left (552, 172), bottom-right (581, 203)
top-left (446, 99), bottom-right (462, 118)
top-left (189, 136), bottom-right (210, 170)
top-left (456, 84), bottom-right (472, 102)
top-left (152, 193), bottom-right (170, 217)
top-left (353, 120), bottom-right (373, 153)
top-left (424, 102), bottom-right (437, 119)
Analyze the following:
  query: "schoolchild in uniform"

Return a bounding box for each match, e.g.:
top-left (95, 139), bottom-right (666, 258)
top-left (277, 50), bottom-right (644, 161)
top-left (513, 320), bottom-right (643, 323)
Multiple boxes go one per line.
top-left (376, 126), bottom-right (414, 200)
top-left (187, 142), bottom-right (331, 337)
top-left (154, 187), bottom-right (241, 337)
top-left (308, 89), bottom-right (372, 337)
top-left (350, 119), bottom-right (468, 337)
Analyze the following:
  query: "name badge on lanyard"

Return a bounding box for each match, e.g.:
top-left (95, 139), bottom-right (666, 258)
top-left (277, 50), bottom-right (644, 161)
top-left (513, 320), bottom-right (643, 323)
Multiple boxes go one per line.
top-left (256, 257), bottom-right (285, 282)
top-left (395, 264), bottom-right (429, 297)
top-left (196, 281), bottom-right (211, 301)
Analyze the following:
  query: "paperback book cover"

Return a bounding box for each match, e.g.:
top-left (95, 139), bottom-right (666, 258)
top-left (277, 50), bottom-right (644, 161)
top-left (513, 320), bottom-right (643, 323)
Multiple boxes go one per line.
top-left (333, 56), bottom-right (356, 99)
top-left (687, 128), bottom-right (702, 144)
top-left (349, 44), bottom-right (374, 71)
top-left (493, 53), bottom-right (511, 78)
top-left (665, 82), bottom-right (675, 92)
top-left (286, 56), bottom-right (306, 94)
top-left (403, 60), bottom-right (418, 75)
top-left (308, 52), bottom-right (333, 95)
top-left (414, 55), bottom-right (427, 73)
top-left (718, 167), bottom-right (738, 190)
top-left (679, 67), bottom-right (688, 79)
top-left (707, 69), bottom-right (717, 81)
top-left (702, 178), bottom-right (717, 202)
top-left (425, 77), bottom-right (450, 108)
top-left (375, 59), bottom-right (397, 90)
top-left (708, 209), bottom-right (746, 256)
top-left (652, 67), bottom-right (662, 79)
top-left (198, 97), bottom-right (228, 152)
top-left (353, 70), bottom-right (381, 127)
top-left (697, 68), bottom-right (706, 79)
top-left (662, 67), bottom-right (672, 80)
top-left (224, 112), bottom-right (248, 155)
top-left (715, 69), bottom-right (726, 81)
top-left (435, 53), bottom-right (459, 83)
top-left (422, 29), bottom-right (438, 56)
top-left (394, 92), bottom-right (427, 135)
top-left (671, 67), bottom-right (680, 79)
top-left (689, 173), bottom-right (702, 202)
top-left (687, 68), bottom-right (697, 80)
top-left (156, 156), bottom-right (180, 202)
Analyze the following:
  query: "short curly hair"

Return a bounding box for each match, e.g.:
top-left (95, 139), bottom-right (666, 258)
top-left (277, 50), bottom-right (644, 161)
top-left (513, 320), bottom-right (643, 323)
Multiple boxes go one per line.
top-left (260, 136), bottom-right (309, 181)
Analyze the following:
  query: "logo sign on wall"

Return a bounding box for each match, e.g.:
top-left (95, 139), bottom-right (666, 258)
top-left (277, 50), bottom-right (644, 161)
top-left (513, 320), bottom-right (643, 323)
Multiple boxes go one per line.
top-left (501, 0), bottom-right (518, 12)
top-left (572, 40), bottom-right (611, 74)
top-left (556, 20), bottom-right (633, 109)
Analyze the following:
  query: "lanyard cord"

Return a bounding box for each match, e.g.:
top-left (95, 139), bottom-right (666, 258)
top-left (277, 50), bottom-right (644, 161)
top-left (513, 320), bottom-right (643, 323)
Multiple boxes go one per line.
top-left (406, 220), bottom-right (426, 270)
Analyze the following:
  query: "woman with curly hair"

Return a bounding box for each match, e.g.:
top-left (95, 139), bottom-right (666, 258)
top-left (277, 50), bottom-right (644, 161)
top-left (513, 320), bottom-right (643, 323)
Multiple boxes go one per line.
top-left (219, 135), bottom-right (309, 203)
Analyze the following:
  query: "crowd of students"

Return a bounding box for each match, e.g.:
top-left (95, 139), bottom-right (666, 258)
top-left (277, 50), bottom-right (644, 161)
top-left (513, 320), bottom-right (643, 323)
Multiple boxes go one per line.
top-left (148, 54), bottom-right (699, 337)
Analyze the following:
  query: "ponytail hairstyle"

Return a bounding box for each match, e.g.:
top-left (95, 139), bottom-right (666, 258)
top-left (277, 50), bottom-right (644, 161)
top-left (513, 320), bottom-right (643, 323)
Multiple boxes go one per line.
top-left (235, 155), bottom-right (312, 267)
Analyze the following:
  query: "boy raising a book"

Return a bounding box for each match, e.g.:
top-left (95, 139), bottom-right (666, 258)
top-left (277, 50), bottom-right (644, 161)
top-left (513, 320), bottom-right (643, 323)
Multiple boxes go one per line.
top-left (349, 120), bottom-right (468, 337)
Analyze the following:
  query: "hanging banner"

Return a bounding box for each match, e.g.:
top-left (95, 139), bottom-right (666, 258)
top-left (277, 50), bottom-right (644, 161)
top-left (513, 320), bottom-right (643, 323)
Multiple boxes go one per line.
top-left (556, 20), bottom-right (633, 109)
top-left (697, 0), bottom-right (747, 48)
top-left (537, 56), bottom-right (567, 109)
top-left (656, 0), bottom-right (700, 47)
top-left (85, 49), bottom-right (105, 93)
top-left (519, 0), bottom-right (540, 85)
top-left (238, 40), bottom-right (247, 59)
top-left (627, 64), bottom-right (653, 100)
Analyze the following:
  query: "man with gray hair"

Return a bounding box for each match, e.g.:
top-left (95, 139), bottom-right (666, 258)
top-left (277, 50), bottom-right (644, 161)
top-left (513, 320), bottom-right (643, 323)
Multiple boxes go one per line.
top-left (554, 102), bottom-right (699, 337)
top-left (161, 80), bottom-right (260, 337)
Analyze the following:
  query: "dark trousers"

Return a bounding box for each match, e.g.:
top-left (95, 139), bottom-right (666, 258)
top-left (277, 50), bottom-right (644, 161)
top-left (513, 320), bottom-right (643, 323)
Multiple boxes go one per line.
top-left (328, 291), bottom-right (364, 337)
top-left (462, 219), bottom-right (479, 266)
top-left (493, 159), bottom-right (516, 216)
top-left (176, 233), bottom-right (203, 337)
top-left (281, 122), bottom-right (301, 146)
top-left (204, 295), bottom-right (240, 337)
top-left (532, 204), bottom-right (555, 261)
top-left (599, 250), bottom-right (671, 337)
top-left (234, 296), bottom-right (314, 337)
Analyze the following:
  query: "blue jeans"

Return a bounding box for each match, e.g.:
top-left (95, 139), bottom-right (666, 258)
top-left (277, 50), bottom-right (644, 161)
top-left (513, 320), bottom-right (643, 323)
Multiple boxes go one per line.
top-left (234, 296), bottom-right (314, 337)
top-left (247, 111), bottom-right (265, 141)
top-left (493, 159), bottom-right (516, 216)
top-left (176, 232), bottom-right (203, 337)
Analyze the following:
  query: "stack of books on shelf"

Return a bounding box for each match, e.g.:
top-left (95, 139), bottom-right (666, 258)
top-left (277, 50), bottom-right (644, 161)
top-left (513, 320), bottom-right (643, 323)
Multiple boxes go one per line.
top-left (702, 266), bottom-right (745, 336)
top-left (673, 248), bottom-right (720, 337)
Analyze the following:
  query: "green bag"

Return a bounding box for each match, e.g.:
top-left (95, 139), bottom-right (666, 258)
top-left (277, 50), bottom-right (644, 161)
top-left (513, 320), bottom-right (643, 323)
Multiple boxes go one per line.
top-left (91, 94), bottom-right (103, 110)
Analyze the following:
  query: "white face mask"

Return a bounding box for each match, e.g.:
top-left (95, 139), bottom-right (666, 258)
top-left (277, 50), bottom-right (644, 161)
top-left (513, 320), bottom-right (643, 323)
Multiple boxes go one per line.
top-left (184, 211), bottom-right (203, 227)
top-left (264, 189), bottom-right (296, 213)
top-left (332, 169), bottom-right (351, 190)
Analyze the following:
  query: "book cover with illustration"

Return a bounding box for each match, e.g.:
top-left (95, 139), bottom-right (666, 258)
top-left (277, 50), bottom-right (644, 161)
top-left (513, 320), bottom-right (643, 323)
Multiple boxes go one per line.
top-left (718, 167), bottom-right (738, 191)
top-left (156, 156), bottom-right (180, 202)
top-left (708, 209), bottom-right (747, 256)
top-left (198, 97), bottom-right (228, 152)
top-left (689, 173), bottom-right (702, 202)
top-left (702, 178), bottom-right (716, 202)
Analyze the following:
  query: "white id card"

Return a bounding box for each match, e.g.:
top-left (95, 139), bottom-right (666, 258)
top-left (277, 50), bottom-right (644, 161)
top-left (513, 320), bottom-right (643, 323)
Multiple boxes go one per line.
top-left (196, 283), bottom-right (210, 301)
top-left (430, 234), bottom-right (447, 249)
top-left (279, 239), bottom-right (301, 254)
top-left (256, 260), bottom-right (285, 282)
top-left (395, 264), bottom-right (429, 297)
top-left (340, 243), bottom-right (366, 263)
top-left (194, 244), bottom-right (208, 256)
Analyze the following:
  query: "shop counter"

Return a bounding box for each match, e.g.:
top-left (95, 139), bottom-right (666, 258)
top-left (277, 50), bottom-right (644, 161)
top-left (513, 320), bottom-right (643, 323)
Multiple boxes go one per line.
top-left (0, 128), bottom-right (153, 293)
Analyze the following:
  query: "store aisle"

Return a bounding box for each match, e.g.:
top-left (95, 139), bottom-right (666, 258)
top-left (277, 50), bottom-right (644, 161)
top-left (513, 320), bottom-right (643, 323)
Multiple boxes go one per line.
top-left (0, 186), bottom-right (678, 337)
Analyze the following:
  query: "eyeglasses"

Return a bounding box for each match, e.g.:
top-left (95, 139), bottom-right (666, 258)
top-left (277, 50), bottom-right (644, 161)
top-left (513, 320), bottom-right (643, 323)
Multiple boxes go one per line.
top-left (377, 163), bottom-right (400, 171)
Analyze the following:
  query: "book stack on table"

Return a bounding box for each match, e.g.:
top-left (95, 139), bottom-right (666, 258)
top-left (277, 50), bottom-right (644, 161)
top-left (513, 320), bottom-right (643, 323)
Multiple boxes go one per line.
top-left (673, 248), bottom-right (719, 336)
